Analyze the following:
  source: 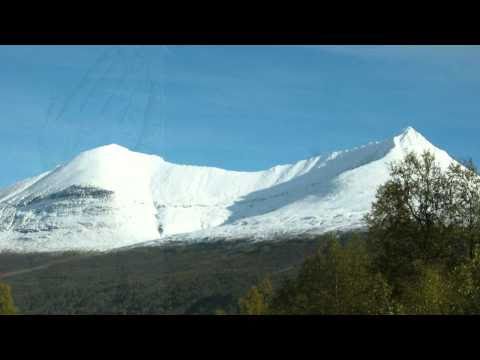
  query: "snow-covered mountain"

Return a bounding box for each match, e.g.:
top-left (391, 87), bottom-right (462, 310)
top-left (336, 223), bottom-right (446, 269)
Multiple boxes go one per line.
top-left (0, 127), bottom-right (455, 252)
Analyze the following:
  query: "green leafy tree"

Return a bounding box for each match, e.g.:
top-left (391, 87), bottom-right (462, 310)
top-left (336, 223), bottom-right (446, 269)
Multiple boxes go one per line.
top-left (238, 277), bottom-right (273, 315)
top-left (444, 161), bottom-right (480, 260)
top-left (448, 247), bottom-right (480, 314)
top-left (366, 151), bottom-right (480, 286)
top-left (268, 235), bottom-right (396, 314)
top-left (398, 263), bottom-right (455, 314)
top-left (0, 283), bottom-right (18, 315)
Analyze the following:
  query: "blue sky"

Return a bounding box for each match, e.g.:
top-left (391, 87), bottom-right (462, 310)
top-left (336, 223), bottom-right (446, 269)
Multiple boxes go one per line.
top-left (0, 45), bottom-right (479, 187)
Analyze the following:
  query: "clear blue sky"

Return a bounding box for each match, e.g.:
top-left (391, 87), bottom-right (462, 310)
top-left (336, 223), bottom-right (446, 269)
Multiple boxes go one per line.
top-left (0, 45), bottom-right (479, 188)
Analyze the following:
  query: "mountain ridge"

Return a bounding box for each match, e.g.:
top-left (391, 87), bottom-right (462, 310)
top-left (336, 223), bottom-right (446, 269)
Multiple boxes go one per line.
top-left (0, 127), bottom-right (456, 252)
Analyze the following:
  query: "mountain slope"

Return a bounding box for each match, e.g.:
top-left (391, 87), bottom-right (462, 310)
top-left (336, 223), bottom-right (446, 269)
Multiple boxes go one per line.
top-left (0, 127), bottom-right (456, 252)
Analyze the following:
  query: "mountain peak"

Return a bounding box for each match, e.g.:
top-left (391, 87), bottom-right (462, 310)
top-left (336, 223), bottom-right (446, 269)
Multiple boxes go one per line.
top-left (401, 125), bottom-right (416, 134)
top-left (399, 126), bottom-right (422, 138)
top-left (74, 144), bottom-right (167, 164)
top-left (84, 143), bottom-right (131, 155)
top-left (393, 126), bottom-right (431, 148)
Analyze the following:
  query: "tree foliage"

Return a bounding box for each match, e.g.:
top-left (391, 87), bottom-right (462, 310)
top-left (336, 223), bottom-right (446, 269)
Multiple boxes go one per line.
top-left (366, 151), bottom-right (480, 284)
top-left (0, 282), bottom-right (17, 315)
top-left (265, 235), bottom-right (395, 314)
top-left (238, 277), bottom-right (273, 315)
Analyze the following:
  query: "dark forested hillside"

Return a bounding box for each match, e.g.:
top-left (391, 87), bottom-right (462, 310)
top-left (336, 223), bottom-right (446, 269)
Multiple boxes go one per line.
top-left (2, 234), bottom-right (358, 314)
